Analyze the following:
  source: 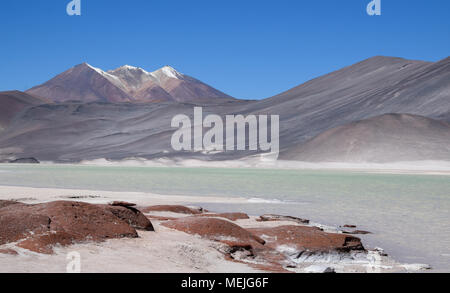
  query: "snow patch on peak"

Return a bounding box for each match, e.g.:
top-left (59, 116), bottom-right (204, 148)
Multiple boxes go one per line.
top-left (85, 63), bottom-right (111, 76)
top-left (84, 63), bottom-right (128, 91)
top-left (152, 66), bottom-right (184, 80)
top-left (85, 63), bottom-right (105, 74)
top-left (112, 65), bottom-right (151, 75)
top-left (162, 66), bottom-right (184, 79)
top-left (122, 65), bottom-right (139, 70)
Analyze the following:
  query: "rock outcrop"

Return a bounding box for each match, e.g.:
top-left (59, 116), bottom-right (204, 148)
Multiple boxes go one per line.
top-left (103, 204), bottom-right (154, 231)
top-left (109, 201), bottom-right (136, 207)
top-left (0, 202), bottom-right (371, 272)
top-left (162, 217), bottom-right (265, 248)
top-left (245, 225), bottom-right (364, 272)
top-left (0, 211), bottom-right (51, 245)
top-left (17, 231), bottom-right (77, 254)
top-left (160, 213), bottom-right (365, 272)
top-left (248, 225), bottom-right (364, 253)
top-left (343, 230), bottom-right (372, 235)
top-left (9, 157), bottom-right (40, 164)
top-left (0, 201), bottom-right (154, 254)
top-left (0, 248), bottom-right (18, 255)
top-left (0, 200), bottom-right (23, 209)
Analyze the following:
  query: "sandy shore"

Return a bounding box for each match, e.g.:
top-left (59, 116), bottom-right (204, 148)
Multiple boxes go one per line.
top-left (0, 185), bottom-right (253, 206)
top-left (0, 224), bottom-right (262, 273)
top-left (0, 185), bottom-right (432, 273)
top-left (0, 186), bottom-right (260, 273)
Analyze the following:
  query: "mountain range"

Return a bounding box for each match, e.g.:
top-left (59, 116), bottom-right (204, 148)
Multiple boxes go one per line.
top-left (27, 63), bottom-right (233, 103)
top-left (1, 56), bottom-right (449, 163)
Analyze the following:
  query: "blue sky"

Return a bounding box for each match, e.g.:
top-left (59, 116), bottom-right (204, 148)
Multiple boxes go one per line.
top-left (0, 0), bottom-right (449, 100)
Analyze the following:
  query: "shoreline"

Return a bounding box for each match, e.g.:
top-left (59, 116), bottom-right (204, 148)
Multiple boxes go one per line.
top-left (0, 185), bottom-right (252, 206)
top-left (0, 185), bottom-right (432, 273)
top-left (6, 159), bottom-right (450, 176)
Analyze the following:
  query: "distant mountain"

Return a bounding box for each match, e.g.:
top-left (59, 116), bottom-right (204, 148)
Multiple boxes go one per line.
top-left (0, 91), bottom-right (47, 130)
top-left (106, 65), bottom-right (172, 102)
top-left (143, 66), bottom-right (233, 102)
top-left (0, 100), bottom-right (252, 162)
top-left (240, 56), bottom-right (450, 153)
top-left (280, 114), bottom-right (450, 162)
top-left (1, 56), bottom-right (449, 163)
top-left (27, 63), bottom-right (233, 103)
top-left (26, 63), bottom-right (134, 103)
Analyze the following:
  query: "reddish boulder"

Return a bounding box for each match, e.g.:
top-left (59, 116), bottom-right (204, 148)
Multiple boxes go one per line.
top-left (109, 201), bottom-right (136, 207)
top-left (343, 230), bottom-right (372, 235)
top-left (103, 205), bottom-right (154, 231)
top-left (25, 201), bottom-right (139, 241)
top-left (162, 217), bottom-right (265, 248)
top-left (0, 200), bottom-right (23, 209)
top-left (0, 211), bottom-right (51, 245)
top-left (248, 225), bottom-right (364, 253)
top-left (0, 201), bottom-right (148, 253)
top-left (142, 205), bottom-right (203, 215)
top-left (17, 231), bottom-right (76, 254)
top-left (196, 213), bottom-right (250, 221)
top-left (0, 249), bottom-right (18, 255)
top-left (244, 226), bottom-right (365, 272)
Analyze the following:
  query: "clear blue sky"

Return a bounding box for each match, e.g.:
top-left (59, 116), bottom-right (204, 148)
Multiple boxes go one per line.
top-left (1, 0), bottom-right (449, 100)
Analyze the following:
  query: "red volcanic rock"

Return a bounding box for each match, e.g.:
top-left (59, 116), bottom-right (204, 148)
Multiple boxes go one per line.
top-left (0, 249), bottom-right (18, 255)
top-left (246, 226), bottom-right (365, 272)
top-left (0, 200), bottom-right (23, 209)
top-left (343, 230), bottom-right (372, 235)
top-left (196, 213), bottom-right (250, 221)
top-left (26, 201), bottom-right (139, 241)
top-left (0, 201), bottom-right (148, 253)
top-left (248, 225), bottom-right (364, 253)
top-left (17, 232), bottom-right (76, 254)
top-left (109, 201), bottom-right (136, 207)
top-left (162, 217), bottom-right (265, 248)
top-left (0, 211), bottom-right (51, 245)
top-left (142, 205), bottom-right (203, 215)
top-left (103, 205), bottom-right (154, 231)
top-left (257, 214), bottom-right (310, 224)
top-left (161, 216), bottom-right (365, 272)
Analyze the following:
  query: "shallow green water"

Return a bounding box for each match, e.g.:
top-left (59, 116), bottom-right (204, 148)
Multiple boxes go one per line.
top-left (0, 164), bottom-right (449, 271)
